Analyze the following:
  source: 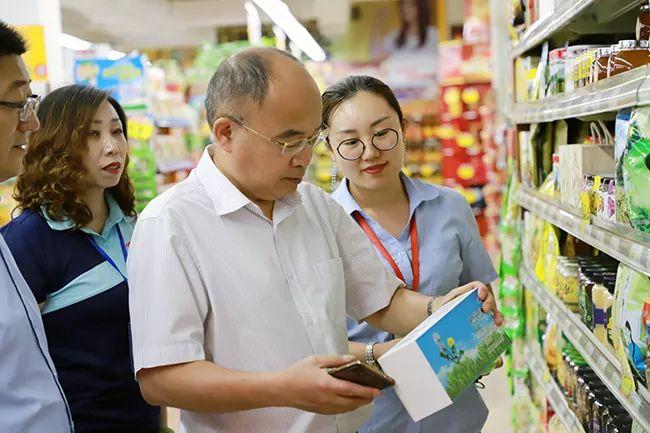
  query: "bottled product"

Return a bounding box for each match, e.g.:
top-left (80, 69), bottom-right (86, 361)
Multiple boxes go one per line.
top-left (592, 397), bottom-right (606, 433)
top-left (578, 259), bottom-right (618, 329)
top-left (607, 44), bottom-right (621, 79)
top-left (638, 4), bottom-right (650, 41)
top-left (557, 258), bottom-right (580, 306)
top-left (608, 40), bottom-right (650, 78)
top-left (548, 48), bottom-right (567, 96)
top-left (604, 277), bottom-right (618, 348)
top-left (600, 401), bottom-right (631, 432)
top-left (576, 375), bottom-right (592, 429)
top-left (583, 49), bottom-right (598, 88)
top-left (592, 48), bottom-right (613, 83)
top-left (593, 282), bottom-right (614, 345)
top-left (565, 46), bottom-right (597, 93)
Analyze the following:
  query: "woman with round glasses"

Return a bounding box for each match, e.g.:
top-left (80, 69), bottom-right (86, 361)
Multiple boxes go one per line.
top-left (322, 75), bottom-right (498, 433)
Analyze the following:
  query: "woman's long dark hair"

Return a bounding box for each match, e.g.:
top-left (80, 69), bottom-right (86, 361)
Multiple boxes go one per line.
top-left (395, 0), bottom-right (430, 48)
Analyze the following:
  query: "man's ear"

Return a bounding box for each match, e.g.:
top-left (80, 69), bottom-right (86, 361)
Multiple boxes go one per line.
top-left (213, 118), bottom-right (234, 153)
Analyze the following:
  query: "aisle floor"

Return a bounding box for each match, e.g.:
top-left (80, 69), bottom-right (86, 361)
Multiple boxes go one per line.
top-left (480, 364), bottom-right (513, 433)
top-left (165, 366), bottom-right (513, 432)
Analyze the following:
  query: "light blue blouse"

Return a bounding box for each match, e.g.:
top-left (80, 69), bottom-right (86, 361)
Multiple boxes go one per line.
top-left (331, 173), bottom-right (498, 433)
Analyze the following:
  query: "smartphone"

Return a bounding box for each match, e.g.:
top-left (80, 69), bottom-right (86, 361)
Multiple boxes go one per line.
top-left (326, 360), bottom-right (395, 390)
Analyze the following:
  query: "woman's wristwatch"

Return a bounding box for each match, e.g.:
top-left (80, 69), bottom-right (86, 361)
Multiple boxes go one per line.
top-left (365, 341), bottom-right (377, 366)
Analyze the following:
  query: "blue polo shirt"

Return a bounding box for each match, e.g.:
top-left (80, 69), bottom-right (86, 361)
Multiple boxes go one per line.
top-left (1, 194), bottom-right (160, 433)
top-left (332, 174), bottom-right (498, 433)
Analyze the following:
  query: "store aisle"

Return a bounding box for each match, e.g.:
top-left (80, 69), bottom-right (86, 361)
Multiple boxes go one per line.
top-left (480, 364), bottom-right (512, 433)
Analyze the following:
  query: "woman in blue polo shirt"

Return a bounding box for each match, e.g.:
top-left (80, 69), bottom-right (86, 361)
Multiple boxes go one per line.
top-left (322, 76), bottom-right (499, 433)
top-left (1, 84), bottom-right (160, 433)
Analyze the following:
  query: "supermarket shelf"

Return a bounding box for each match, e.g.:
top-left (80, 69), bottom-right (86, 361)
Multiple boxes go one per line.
top-left (525, 343), bottom-right (585, 433)
top-left (510, 0), bottom-right (645, 59)
top-left (510, 0), bottom-right (597, 59)
top-left (516, 187), bottom-right (650, 276)
top-left (509, 66), bottom-right (650, 123)
top-left (521, 266), bottom-right (650, 431)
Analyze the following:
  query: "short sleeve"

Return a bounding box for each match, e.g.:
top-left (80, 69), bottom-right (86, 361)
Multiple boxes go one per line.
top-left (456, 198), bottom-right (498, 285)
top-left (328, 199), bottom-right (402, 321)
top-left (127, 211), bottom-right (209, 375)
top-left (1, 220), bottom-right (49, 303)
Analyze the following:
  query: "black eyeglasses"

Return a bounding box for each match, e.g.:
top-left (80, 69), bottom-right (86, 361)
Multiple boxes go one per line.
top-left (0, 94), bottom-right (40, 122)
top-left (335, 128), bottom-right (400, 161)
top-left (222, 115), bottom-right (328, 157)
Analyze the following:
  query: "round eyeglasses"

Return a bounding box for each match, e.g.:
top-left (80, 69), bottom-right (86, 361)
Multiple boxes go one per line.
top-left (335, 128), bottom-right (400, 161)
top-left (0, 94), bottom-right (40, 122)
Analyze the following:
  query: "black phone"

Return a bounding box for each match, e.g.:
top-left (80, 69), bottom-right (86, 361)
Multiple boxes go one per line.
top-left (326, 360), bottom-right (395, 390)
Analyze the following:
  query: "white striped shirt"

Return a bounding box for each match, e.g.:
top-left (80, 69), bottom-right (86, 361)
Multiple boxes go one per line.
top-left (128, 147), bottom-right (402, 433)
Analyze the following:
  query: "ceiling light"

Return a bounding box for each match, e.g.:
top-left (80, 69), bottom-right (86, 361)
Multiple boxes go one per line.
top-left (252, 0), bottom-right (326, 61)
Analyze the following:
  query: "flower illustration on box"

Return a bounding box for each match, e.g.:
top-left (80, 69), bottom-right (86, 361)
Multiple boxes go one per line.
top-left (417, 292), bottom-right (511, 400)
top-left (434, 334), bottom-right (464, 364)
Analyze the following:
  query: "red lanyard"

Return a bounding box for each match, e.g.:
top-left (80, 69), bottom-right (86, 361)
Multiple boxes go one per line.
top-left (353, 212), bottom-right (420, 292)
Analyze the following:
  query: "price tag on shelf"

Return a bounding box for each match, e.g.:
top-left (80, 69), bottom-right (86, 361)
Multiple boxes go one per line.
top-left (622, 375), bottom-right (635, 397)
top-left (589, 344), bottom-right (598, 358)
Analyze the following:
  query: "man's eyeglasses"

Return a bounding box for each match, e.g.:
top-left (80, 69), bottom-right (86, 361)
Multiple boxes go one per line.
top-left (0, 94), bottom-right (40, 122)
top-left (223, 115), bottom-right (328, 157)
top-left (335, 128), bottom-right (400, 161)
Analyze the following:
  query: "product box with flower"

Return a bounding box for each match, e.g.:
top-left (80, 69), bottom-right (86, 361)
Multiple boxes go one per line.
top-left (378, 288), bottom-right (510, 421)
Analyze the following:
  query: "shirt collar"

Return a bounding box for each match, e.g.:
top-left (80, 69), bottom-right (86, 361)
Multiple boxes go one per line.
top-left (195, 145), bottom-right (302, 218)
top-left (331, 172), bottom-right (440, 218)
top-left (42, 192), bottom-right (130, 237)
top-left (400, 172), bottom-right (440, 216)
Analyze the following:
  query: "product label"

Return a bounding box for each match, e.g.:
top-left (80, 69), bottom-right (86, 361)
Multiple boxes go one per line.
top-left (581, 192), bottom-right (592, 224)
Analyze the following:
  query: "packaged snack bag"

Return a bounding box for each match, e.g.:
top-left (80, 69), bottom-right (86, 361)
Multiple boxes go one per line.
top-left (619, 107), bottom-right (650, 233)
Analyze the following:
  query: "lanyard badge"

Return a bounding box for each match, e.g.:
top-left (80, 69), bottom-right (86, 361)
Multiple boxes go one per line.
top-left (353, 212), bottom-right (420, 292)
top-left (87, 225), bottom-right (128, 282)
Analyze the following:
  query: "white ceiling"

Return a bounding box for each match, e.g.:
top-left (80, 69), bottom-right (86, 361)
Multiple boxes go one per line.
top-left (60, 0), bottom-right (351, 50)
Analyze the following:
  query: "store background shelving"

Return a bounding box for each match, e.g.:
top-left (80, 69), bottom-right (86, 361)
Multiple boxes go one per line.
top-left (510, 0), bottom-right (647, 60)
top-left (493, 0), bottom-right (650, 432)
top-left (525, 342), bottom-right (586, 433)
top-left (509, 66), bottom-right (650, 124)
top-left (516, 188), bottom-right (650, 276)
top-left (521, 265), bottom-right (650, 432)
